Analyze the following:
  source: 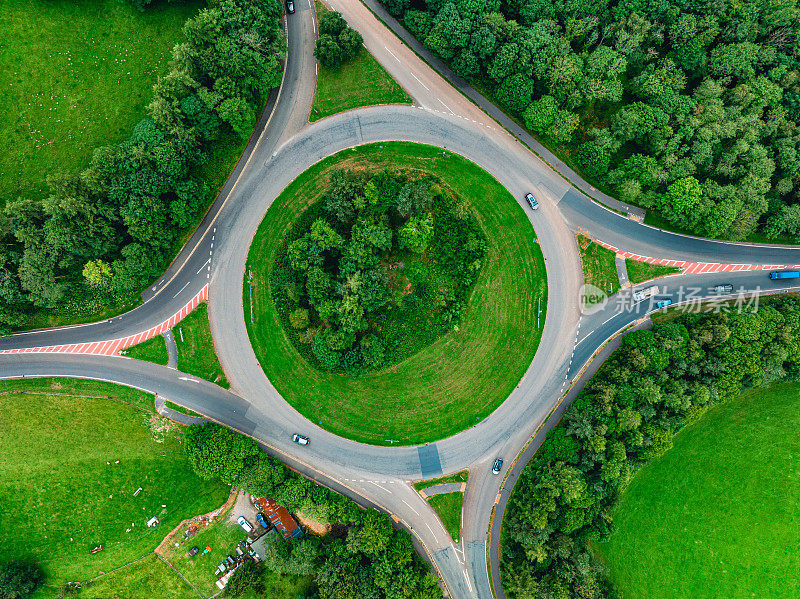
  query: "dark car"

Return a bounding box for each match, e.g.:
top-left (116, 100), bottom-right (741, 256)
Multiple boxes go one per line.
top-left (188, 546), bottom-right (199, 557)
top-left (256, 513), bottom-right (269, 529)
top-left (712, 284), bottom-right (734, 293)
top-left (286, 0), bottom-right (295, 13)
top-left (492, 458), bottom-right (503, 474)
top-left (524, 192), bottom-right (539, 210)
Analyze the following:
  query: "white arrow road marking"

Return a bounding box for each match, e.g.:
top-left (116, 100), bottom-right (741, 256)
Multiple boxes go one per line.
top-left (196, 258), bottom-right (211, 274)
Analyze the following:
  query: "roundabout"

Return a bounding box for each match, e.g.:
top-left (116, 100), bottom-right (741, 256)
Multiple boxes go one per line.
top-left (243, 142), bottom-right (547, 445)
top-left (3, 2), bottom-right (800, 597)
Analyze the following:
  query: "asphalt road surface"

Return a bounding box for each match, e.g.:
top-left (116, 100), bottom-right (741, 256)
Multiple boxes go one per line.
top-left (3, 1), bottom-right (800, 597)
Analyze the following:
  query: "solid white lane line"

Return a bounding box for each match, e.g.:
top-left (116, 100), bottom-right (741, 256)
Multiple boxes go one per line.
top-left (370, 481), bottom-right (389, 493)
top-left (425, 522), bottom-right (437, 541)
top-left (410, 71), bottom-right (429, 91)
top-left (173, 281), bottom-right (191, 299)
top-left (402, 499), bottom-right (419, 515)
top-left (438, 98), bottom-right (453, 112)
top-left (464, 570), bottom-right (473, 593)
top-left (602, 310), bottom-right (624, 326)
top-left (385, 47), bottom-right (400, 62)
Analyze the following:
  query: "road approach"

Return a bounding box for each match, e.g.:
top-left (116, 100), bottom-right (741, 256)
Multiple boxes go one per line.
top-left (3, 1), bottom-right (800, 597)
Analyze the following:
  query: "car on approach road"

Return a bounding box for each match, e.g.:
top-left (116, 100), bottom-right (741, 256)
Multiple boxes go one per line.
top-left (770, 270), bottom-right (800, 280)
top-left (492, 458), bottom-right (503, 474)
top-left (656, 299), bottom-right (673, 308)
top-left (286, 0), bottom-right (295, 13)
top-left (712, 284), bottom-right (734, 293)
top-left (292, 434), bottom-right (310, 445)
top-left (633, 285), bottom-right (659, 303)
top-left (237, 516), bottom-right (253, 534)
top-left (524, 193), bottom-right (539, 210)
top-left (256, 513), bottom-right (269, 529)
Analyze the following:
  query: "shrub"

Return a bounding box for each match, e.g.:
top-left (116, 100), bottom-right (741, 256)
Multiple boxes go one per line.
top-left (289, 307), bottom-right (310, 329)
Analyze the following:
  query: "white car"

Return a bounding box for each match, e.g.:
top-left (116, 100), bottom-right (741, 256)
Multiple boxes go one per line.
top-left (292, 434), bottom-right (310, 445)
top-left (237, 516), bottom-right (253, 533)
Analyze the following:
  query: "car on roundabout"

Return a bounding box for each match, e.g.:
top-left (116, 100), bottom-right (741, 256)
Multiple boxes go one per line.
top-left (286, 0), bottom-right (295, 14)
top-left (656, 299), bottom-right (673, 309)
top-left (712, 284), bottom-right (734, 293)
top-left (292, 433), bottom-right (310, 445)
top-left (524, 192), bottom-right (539, 210)
top-left (492, 458), bottom-right (503, 474)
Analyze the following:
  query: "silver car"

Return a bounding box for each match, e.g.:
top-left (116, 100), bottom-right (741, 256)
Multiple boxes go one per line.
top-left (524, 193), bottom-right (539, 210)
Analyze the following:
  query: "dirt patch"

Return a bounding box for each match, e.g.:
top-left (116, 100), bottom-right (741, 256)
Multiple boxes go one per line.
top-left (144, 413), bottom-right (178, 443)
top-left (296, 511), bottom-right (331, 536)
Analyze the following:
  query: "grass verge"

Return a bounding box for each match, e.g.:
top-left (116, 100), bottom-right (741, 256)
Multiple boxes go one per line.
top-left (164, 401), bottom-right (205, 419)
top-left (427, 493), bottom-right (463, 543)
top-left (413, 470), bottom-right (469, 492)
top-left (310, 1), bottom-right (412, 122)
top-left (625, 258), bottom-right (681, 285)
top-left (0, 379), bottom-right (229, 589)
top-left (124, 334), bottom-right (168, 366)
top-left (244, 142), bottom-right (547, 445)
top-left (578, 235), bottom-right (619, 300)
top-left (1, 0), bottom-right (201, 204)
top-left (595, 381), bottom-right (800, 598)
top-left (175, 303), bottom-right (229, 389)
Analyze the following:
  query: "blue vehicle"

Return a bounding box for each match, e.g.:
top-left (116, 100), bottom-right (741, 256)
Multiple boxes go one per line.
top-left (770, 271), bottom-right (800, 280)
top-left (656, 299), bottom-right (673, 308)
top-left (256, 513), bottom-right (269, 529)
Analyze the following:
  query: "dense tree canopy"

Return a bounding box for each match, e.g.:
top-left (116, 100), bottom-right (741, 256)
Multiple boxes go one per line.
top-left (385, 0), bottom-right (800, 240)
top-left (501, 296), bottom-right (800, 598)
top-left (0, 0), bottom-right (285, 335)
top-left (270, 168), bottom-right (487, 373)
top-left (185, 423), bottom-right (441, 599)
top-left (314, 11), bottom-right (364, 70)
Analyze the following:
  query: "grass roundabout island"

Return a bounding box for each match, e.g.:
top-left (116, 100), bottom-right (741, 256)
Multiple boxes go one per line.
top-left (244, 142), bottom-right (547, 445)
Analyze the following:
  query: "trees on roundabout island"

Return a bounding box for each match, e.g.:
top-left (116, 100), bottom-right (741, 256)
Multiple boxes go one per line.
top-left (244, 142), bottom-right (547, 445)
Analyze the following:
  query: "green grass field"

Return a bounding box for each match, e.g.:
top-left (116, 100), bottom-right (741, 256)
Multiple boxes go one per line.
top-left (578, 235), bottom-right (619, 300)
top-left (413, 470), bottom-right (469, 492)
top-left (245, 142), bottom-right (547, 445)
top-left (175, 303), bottom-right (229, 388)
top-left (72, 554), bottom-right (197, 599)
top-left (0, 378), bottom-right (229, 593)
top-left (427, 492), bottom-right (463, 543)
top-left (310, 1), bottom-right (412, 122)
top-left (625, 258), bottom-right (681, 285)
top-left (0, 0), bottom-right (201, 203)
top-left (124, 334), bottom-right (169, 366)
top-left (595, 381), bottom-right (800, 598)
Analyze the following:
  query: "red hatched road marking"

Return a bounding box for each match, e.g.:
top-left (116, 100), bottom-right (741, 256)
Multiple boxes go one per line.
top-left (0, 284), bottom-right (208, 357)
top-left (596, 241), bottom-right (800, 276)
